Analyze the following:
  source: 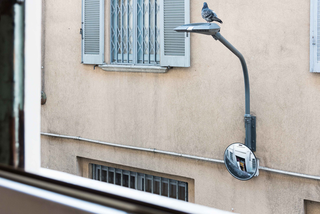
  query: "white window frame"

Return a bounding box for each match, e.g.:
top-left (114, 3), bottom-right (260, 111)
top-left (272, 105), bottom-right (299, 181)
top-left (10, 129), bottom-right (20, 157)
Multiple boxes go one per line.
top-left (310, 0), bottom-right (320, 73)
top-left (25, 0), bottom-right (41, 172)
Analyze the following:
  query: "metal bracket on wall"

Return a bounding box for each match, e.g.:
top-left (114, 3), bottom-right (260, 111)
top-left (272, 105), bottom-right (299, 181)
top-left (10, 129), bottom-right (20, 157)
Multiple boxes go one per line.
top-left (80, 28), bottom-right (83, 39)
top-left (251, 116), bottom-right (256, 151)
top-left (41, 91), bottom-right (47, 105)
top-left (245, 115), bottom-right (256, 152)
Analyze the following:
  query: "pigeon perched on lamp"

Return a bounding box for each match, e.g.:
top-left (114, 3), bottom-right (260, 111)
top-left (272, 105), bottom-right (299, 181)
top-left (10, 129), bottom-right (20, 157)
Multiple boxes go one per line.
top-left (201, 2), bottom-right (223, 24)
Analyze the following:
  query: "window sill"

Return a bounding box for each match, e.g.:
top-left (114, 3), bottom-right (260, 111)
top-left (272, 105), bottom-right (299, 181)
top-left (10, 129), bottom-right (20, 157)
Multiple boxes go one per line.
top-left (99, 64), bottom-right (169, 73)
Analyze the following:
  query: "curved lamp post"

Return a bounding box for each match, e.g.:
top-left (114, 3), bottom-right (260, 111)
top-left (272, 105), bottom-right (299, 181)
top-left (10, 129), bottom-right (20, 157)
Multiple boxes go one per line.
top-left (174, 23), bottom-right (256, 152)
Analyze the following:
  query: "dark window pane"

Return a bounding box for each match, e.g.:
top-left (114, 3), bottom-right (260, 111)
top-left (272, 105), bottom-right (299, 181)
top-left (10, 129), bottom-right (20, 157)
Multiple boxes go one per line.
top-left (108, 171), bottom-right (114, 184)
top-left (146, 179), bottom-right (152, 193)
top-left (141, 178), bottom-right (145, 191)
top-left (169, 183), bottom-right (177, 199)
top-left (153, 179), bottom-right (160, 195)
top-left (96, 169), bottom-right (100, 181)
top-left (161, 181), bottom-right (168, 196)
top-left (130, 176), bottom-right (136, 189)
top-left (115, 172), bottom-right (121, 186)
top-left (178, 185), bottom-right (186, 201)
top-left (101, 170), bottom-right (107, 182)
top-left (123, 174), bottom-right (129, 187)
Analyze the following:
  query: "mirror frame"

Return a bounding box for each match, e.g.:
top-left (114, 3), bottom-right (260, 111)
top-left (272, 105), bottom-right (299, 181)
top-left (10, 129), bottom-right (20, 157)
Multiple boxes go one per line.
top-left (224, 143), bottom-right (258, 181)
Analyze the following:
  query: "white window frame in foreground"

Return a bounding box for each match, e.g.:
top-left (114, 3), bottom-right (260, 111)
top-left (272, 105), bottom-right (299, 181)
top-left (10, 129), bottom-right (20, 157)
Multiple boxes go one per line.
top-left (310, 0), bottom-right (320, 73)
top-left (92, 164), bottom-right (188, 202)
top-left (81, 0), bottom-right (190, 69)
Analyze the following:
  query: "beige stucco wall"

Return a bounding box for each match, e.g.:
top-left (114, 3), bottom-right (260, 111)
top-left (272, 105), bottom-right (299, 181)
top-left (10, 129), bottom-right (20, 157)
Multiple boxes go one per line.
top-left (41, 0), bottom-right (320, 213)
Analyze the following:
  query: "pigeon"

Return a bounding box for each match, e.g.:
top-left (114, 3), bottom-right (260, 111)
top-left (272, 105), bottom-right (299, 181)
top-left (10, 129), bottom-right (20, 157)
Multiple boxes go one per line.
top-left (201, 2), bottom-right (223, 24)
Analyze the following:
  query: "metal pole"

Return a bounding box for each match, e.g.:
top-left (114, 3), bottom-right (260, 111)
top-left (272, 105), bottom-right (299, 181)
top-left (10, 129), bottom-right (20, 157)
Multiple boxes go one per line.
top-left (212, 32), bottom-right (256, 151)
top-left (212, 32), bottom-right (250, 114)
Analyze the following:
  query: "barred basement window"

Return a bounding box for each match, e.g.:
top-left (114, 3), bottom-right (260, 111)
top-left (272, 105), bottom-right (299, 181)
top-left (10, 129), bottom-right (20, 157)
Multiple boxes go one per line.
top-left (92, 164), bottom-right (188, 201)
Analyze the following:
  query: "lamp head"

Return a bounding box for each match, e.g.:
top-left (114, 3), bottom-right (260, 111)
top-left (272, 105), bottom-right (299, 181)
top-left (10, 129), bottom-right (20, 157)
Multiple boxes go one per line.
top-left (174, 23), bottom-right (220, 36)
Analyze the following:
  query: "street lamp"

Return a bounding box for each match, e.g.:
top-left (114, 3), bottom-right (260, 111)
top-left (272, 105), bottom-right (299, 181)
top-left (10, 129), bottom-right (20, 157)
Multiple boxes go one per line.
top-left (175, 23), bottom-right (257, 180)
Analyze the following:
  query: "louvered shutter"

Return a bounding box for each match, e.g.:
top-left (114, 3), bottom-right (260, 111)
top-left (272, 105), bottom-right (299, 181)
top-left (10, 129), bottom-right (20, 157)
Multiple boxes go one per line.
top-left (311, 0), bottom-right (320, 72)
top-left (81, 0), bottom-right (104, 64)
top-left (160, 0), bottom-right (190, 67)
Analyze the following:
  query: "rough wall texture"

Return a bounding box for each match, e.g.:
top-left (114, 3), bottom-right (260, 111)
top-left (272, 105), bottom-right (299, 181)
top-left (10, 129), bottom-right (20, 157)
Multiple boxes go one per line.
top-left (41, 0), bottom-right (320, 213)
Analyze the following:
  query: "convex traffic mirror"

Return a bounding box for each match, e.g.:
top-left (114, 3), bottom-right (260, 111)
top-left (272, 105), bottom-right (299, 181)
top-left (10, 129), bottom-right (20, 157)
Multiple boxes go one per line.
top-left (224, 143), bottom-right (258, 181)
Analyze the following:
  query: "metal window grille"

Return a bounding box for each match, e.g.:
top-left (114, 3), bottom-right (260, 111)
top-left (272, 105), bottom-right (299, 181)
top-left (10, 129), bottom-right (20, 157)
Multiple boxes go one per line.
top-left (110, 0), bottom-right (160, 65)
top-left (92, 164), bottom-right (188, 202)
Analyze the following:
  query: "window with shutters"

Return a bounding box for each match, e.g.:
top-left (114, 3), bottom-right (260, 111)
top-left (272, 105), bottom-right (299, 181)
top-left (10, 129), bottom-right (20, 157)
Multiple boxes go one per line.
top-left (81, 0), bottom-right (190, 68)
top-left (310, 0), bottom-right (320, 73)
